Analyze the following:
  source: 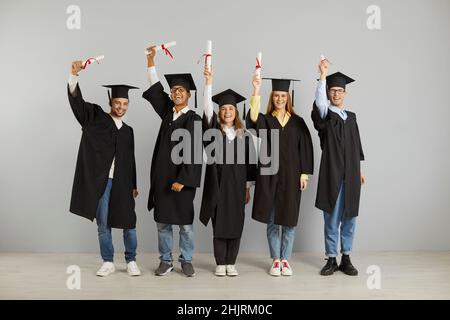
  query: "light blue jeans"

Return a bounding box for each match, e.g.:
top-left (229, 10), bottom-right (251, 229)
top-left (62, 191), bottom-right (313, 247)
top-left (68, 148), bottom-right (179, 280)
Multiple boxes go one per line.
top-left (323, 183), bottom-right (357, 257)
top-left (157, 223), bottom-right (194, 264)
top-left (96, 178), bottom-right (137, 263)
top-left (266, 209), bottom-right (295, 260)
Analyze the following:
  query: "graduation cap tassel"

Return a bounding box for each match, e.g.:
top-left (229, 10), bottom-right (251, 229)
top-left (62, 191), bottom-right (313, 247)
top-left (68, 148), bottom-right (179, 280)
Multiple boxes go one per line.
top-left (107, 89), bottom-right (112, 106)
top-left (243, 102), bottom-right (246, 120)
top-left (195, 90), bottom-right (197, 109)
top-left (291, 89), bottom-right (295, 108)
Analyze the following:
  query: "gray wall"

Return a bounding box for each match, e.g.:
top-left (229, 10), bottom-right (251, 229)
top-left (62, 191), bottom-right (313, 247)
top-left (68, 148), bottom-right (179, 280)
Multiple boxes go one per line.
top-left (1, 0), bottom-right (449, 254)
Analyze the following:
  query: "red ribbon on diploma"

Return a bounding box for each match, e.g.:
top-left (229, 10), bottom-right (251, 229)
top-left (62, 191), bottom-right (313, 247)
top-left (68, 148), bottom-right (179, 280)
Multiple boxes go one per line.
top-left (255, 58), bottom-right (261, 70)
top-left (82, 57), bottom-right (100, 69)
top-left (161, 44), bottom-right (174, 59)
top-left (197, 53), bottom-right (212, 65)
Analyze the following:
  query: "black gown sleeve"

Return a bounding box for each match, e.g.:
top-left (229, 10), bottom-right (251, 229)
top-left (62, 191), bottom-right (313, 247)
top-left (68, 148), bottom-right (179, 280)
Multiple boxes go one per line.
top-left (67, 83), bottom-right (103, 126)
top-left (131, 128), bottom-right (137, 189)
top-left (355, 120), bottom-right (365, 161)
top-left (142, 81), bottom-right (174, 120)
top-left (298, 118), bottom-right (314, 175)
top-left (245, 131), bottom-right (258, 182)
top-left (311, 101), bottom-right (328, 149)
top-left (176, 115), bottom-right (203, 188)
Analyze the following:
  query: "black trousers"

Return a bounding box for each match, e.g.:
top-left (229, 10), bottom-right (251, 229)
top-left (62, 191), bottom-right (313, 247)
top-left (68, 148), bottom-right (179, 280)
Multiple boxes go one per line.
top-left (213, 237), bottom-right (241, 265)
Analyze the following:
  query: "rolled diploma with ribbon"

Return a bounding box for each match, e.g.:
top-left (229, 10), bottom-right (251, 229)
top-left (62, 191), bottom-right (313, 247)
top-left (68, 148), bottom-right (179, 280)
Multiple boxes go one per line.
top-left (255, 52), bottom-right (262, 78)
top-left (82, 55), bottom-right (104, 69)
top-left (205, 40), bottom-right (212, 67)
top-left (145, 41), bottom-right (176, 55)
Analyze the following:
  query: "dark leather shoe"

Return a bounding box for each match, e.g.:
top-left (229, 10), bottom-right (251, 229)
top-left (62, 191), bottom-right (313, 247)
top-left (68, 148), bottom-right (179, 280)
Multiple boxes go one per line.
top-left (320, 257), bottom-right (338, 276)
top-left (339, 254), bottom-right (358, 276)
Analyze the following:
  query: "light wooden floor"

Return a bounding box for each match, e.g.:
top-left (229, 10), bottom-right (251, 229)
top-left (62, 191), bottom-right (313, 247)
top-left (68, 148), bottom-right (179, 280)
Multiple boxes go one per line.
top-left (0, 252), bottom-right (449, 299)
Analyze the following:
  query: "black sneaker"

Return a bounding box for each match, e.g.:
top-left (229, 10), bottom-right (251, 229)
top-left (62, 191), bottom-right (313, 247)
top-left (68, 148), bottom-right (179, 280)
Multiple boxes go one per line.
top-left (155, 262), bottom-right (173, 276)
top-left (181, 262), bottom-right (196, 277)
top-left (320, 257), bottom-right (338, 276)
top-left (339, 254), bottom-right (358, 276)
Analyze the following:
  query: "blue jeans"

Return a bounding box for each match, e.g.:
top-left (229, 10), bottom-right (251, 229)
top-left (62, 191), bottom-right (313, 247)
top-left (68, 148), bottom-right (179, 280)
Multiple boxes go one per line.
top-left (323, 183), bottom-right (357, 257)
top-left (96, 178), bottom-right (137, 263)
top-left (266, 209), bottom-right (295, 260)
top-left (157, 223), bottom-right (194, 264)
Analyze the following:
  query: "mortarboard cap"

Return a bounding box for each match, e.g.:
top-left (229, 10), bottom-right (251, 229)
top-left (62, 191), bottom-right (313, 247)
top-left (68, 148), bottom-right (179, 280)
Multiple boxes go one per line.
top-left (326, 72), bottom-right (355, 90)
top-left (263, 77), bottom-right (300, 107)
top-left (164, 73), bottom-right (197, 108)
top-left (102, 84), bottom-right (139, 104)
top-left (212, 89), bottom-right (247, 120)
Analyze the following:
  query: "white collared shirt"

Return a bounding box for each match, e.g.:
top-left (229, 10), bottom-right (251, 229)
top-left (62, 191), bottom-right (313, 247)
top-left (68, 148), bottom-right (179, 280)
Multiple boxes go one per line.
top-left (172, 105), bottom-right (190, 121)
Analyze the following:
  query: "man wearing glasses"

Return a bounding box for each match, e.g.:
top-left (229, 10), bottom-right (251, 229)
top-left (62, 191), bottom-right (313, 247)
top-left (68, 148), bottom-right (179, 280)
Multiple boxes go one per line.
top-left (312, 58), bottom-right (366, 277)
top-left (142, 45), bottom-right (202, 277)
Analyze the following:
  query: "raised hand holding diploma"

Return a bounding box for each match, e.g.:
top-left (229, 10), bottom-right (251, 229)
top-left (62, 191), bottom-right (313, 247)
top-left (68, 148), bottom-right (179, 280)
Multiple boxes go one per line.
top-left (71, 60), bottom-right (83, 76)
top-left (145, 41), bottom-right (176, 59)
top-left (204, 64), bottom-right (213, 85)
top-left (319, 57), bottom-right (329, 80)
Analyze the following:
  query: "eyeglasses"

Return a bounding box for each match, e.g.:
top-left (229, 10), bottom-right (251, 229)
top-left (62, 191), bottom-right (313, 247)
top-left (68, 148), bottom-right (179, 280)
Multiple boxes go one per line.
top-left (329, 89), bottom-right (345, 95)
top-left (170, 87), bottom-right (187, 94)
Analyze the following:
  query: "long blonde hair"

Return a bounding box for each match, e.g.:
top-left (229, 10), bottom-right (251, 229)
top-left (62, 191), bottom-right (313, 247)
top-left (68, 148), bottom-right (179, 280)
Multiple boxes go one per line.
top-left (266, 91), bottom-right (296, 115)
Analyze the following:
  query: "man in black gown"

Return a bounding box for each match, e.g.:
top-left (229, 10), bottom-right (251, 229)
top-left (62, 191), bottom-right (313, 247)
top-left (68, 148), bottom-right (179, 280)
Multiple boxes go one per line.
top-left (143, 46), bottom-right (203, 277)
top-left (67, 60), bottom-right (140, 277)
top-left (312, 58), bottom-right (366, 276)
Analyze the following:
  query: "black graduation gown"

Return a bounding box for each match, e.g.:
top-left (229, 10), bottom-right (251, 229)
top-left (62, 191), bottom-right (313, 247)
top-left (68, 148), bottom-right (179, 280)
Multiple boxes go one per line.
top-left (68, 84), bottom-right (137, 229)
top-left (246, 112), bottom-right (314, 227)
top-left (200, 112), bottom-right (257, 239)
top-left (311, 102), bottom-right (365, 217)
top-left (142, 82), bottom-right (203, 225)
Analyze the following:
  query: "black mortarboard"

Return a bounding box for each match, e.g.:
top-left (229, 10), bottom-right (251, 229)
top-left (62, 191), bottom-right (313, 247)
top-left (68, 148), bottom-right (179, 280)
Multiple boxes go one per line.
top-left (263, 77), bottom-right (300, 107)
top-left (102, 84), bottom-right (139, 104)
top-left (326, 72), bottom-right (355, 90)
top-left (212, 89), bottom-right (247, 120)
top-left (164, 73), bottom-right (197, 108)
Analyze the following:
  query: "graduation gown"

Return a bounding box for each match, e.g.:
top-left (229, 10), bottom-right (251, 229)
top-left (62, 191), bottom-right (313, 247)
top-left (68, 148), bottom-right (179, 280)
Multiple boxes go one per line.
top-left (68, 84), bottom-right (137, 229)
top-left (143, 82), bottom-right (203, 225)
top-left (311, 102), bottom-right (365, 217)
top-left (246, 112), bottom-right (314, 227)
top-left (200, 112), bottom-right (257, 239)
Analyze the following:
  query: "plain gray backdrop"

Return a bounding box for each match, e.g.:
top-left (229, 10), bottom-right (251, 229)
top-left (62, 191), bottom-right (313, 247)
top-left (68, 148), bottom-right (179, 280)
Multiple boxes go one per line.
top-left (1, 0), bottom-right (449, 254)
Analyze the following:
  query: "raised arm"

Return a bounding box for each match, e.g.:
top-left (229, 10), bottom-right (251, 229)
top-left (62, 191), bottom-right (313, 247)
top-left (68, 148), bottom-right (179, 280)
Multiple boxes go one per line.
top-left (67, 60), bottom-right (102, 126)
top-left (142, 45), bottom-right (173, 119)
top-left (249, 74), bottom-right (261, 123)
top-left (203, 65), bottom-right (214, 127)
top-left (315, 59), bottom-right (330, 119)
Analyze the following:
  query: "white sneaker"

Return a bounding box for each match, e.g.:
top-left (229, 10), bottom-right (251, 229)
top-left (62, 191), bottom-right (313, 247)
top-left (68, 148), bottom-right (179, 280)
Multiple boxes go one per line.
top-left (281, 259), bottom-right (293, 276)
top-left (96, 262), bottom-right (115, 277)
top-left (226, 265), bottom-right (239, 277)
top-left (269, 259), bottom-right (281, 277)
top-left (127, 261), bottom-right (141, 276)
top-left (215, 265), bottom-right (226, 276)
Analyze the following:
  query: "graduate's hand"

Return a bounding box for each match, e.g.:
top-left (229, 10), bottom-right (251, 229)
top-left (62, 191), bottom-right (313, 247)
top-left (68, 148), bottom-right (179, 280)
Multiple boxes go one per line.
top-left (245, 188), bottom-right (251, 204)
top-left (171, 182), bottom-right (184, 192)
top-left (133, 189), bottom-right (139, 198)
top-left (319, 59), bottom-right (329, 80)
top-left (71, 60), bottom-right (83, 76)
top-left (252, 74), bottom-right (261, 96)
top-left (146, 45), bottom-right (157, 67)
top-left (204, 65), bottom-right (213, 85)
top-left (360, 174), bottom-right (366, 185)
top-left (300, 176), bottom-right (308, 191)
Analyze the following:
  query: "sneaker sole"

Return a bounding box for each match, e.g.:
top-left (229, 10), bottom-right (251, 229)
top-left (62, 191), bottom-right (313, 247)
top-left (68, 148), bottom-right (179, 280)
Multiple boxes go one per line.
top-left (96, 268), bottom-right (115, 277)
top-left (155, 266), bottom-right (173, 276)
